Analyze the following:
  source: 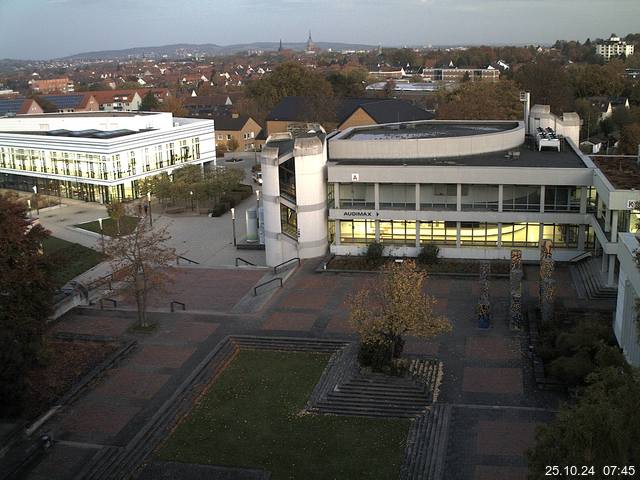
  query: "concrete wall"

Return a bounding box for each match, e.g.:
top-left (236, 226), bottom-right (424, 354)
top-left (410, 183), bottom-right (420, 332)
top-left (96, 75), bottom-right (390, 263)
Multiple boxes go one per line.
top-left (330, 121), bottom-right (524, 160)
top-left (614, 233), bottom-right (640, 366)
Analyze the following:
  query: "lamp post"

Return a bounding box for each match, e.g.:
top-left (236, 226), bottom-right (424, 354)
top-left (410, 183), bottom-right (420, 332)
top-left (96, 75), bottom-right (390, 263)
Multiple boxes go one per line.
top-left (98, 217), bottom-right (104, 253)
top-left (147, 191), bottom-right (153, 226)
top-left (32, 185), bottom-right (39, 215)
top-left (255, 189), bottom-right (261, 244)
top-left (190, 190), bottom-right (194, 211)
top-left (231, 207), bottom-right (237, 246)
top-left (27, 199), bottom-right (32, 218)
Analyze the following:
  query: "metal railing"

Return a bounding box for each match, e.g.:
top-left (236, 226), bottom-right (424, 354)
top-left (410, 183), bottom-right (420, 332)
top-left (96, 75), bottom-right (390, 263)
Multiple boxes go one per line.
top-left (170, 300), bottom-right (186, 312)
top-left (176, 255), bottom-right (199, 265)
top-left (254, 277), bottom-right (283, 296)
top-left (273, 257), bottom-right (300, 274)
top-left (568, 251), bottom-right (593, 263)
top-left (235, 257), bottom-right (256, 267)
top-left (87, 272), bottom-right (113, 291)
top-left (99, 298), bottom-right (117, 309)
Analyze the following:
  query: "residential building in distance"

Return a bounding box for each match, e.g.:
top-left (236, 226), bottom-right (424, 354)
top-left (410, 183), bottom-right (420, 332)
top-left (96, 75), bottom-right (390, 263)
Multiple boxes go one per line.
top-left (92, 90), bottom-right (143, 112)
top-left (38, 93), bottom-right (100, 113)
top-left (596, 34), bottom-right (635, 61)
top-left (586, 96), bottom-right (630, 121)
top-left (212, 113), bottom-right (263, 152)
top-left (264, 96), bottom-right (434, 136)
top-left (0, 98), bottom-right (44, 117)
top-left (0, 111), bottom-right (215, 202)
top-left (29, 77), bottom-right (75, 94)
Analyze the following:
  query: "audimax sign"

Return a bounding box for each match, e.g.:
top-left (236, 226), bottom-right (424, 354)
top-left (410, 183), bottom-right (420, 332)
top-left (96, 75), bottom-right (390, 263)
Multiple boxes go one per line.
top-left (340, 210), bottom-right (380, 218)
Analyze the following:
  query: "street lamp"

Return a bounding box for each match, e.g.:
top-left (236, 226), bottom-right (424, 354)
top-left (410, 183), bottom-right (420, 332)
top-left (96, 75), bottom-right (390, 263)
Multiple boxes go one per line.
top-left (190, 190), bottom-right (194, 211)
top-left (32, 185), bottom-right (39, 215)
top-left (231, 207), bottom-right (237, 246)
top-left (255, 189), bottom-right (261, 244)
top-left (147, 191), bottom-right (153, 226)
top-left (98, 217), bottom-right (104, 253)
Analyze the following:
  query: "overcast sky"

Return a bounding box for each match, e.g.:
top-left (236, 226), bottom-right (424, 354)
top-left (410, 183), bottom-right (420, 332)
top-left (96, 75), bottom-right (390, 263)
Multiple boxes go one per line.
top-left (1, 0), bottom-right (639, 60)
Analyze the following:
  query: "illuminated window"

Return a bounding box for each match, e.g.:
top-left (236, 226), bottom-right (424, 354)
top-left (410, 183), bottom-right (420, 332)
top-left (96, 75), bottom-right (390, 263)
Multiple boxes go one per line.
top-left (340, 220), bottom-right (375, 244)
top-left (501, 223), bottom-right (541, 247)
top-left (420, 221), bottom-right (457, 245)
top-left (379, 220), bottom-right (416, 245)
top-left (459, 222), bottom-right (500, 246)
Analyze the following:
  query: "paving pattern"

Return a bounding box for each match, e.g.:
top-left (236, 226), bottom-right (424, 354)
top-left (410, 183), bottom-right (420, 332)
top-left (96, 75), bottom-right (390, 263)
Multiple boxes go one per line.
top-left (21, 261), bottom-right (595, 480)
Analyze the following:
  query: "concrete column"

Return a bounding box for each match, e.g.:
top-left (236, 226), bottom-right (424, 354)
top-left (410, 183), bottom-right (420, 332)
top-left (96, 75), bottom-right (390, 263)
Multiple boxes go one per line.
top-left (611, 210), bottom-right (619, 242)
top-left (608, 254), bottom-right (616, 287)
top-left (415, 220), bottom-right (421, 248)
top-left (498, 184), bottom-right (503, 213)
top-left (580, 186), bottom-right (588, 214)
top-left (375, 220), bottom-right (380, 242)
top-left (538, 222), bottom-right (544, 245)
top-left (605, 207), bottom-right (611, 232)
top-left (497, 223), bottom-right (503, 247)
top-left (374, 183), bottom-right (380, 210)
top-left (333, 182), bottom-right (340, 208)
top-left (334, 219), bottom-right (341, 245)
top-left (456, 221), bottom-right (461, 248)
top-left (415, 183), bottom-right (420, 211)
top-left (578, 224), bottom-right (586, 251)
top-left (456, 184), bottom-right (462, 211)
top-left (539, 185), bottom-right (545, 213)
top-left (597, 198), bottom-right (604, 219)
top-left (601, 251), bottom-right (608, 273)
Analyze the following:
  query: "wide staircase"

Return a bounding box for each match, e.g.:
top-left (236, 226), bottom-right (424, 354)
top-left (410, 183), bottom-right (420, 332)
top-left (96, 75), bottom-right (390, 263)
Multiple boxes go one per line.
top-left (570, 256), bottom-right (617, 300)
top-left (400, 404), bottom-right (452, 480)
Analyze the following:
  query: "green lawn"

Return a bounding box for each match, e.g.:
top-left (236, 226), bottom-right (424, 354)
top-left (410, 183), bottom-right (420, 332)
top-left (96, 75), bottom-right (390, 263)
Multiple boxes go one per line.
top-left (42, 237), bottom-right (105, 286)
top-left (75, 215), bottom-right (139, 237)
top-left (157, 350), bottom-right (410, 479)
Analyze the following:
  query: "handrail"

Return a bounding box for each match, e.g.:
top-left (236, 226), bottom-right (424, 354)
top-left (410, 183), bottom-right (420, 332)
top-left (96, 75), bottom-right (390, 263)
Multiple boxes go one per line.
top-left (235, 257), bottom-right (257, 267)
top-left (87, 272), bottom-right (113, 291)
top-left (568, 251), bottom-right (592, 263)
top-left (176, 255), bottom-right (199, 265)
top-left (170, 300), bottom-right (186, 312)
top-left (273, 257), bottom-right (300, 274)
top-left (254, 277), bottom-right (283, 296)
top-left (100, 298), bottom-right (117, 309)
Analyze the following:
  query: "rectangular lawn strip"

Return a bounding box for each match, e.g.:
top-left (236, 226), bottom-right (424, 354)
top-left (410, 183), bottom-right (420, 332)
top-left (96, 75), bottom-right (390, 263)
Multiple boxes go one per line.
top-left (42, 237), bottom-right (105, 286)
top-left (157, 350), bottom-right (410, 479)
top-left (75, 215), bottom-right (139, 237)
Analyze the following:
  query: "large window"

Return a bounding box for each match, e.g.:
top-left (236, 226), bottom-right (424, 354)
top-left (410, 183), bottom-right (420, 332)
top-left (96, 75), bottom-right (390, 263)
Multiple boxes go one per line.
top-left (340, 220), bottom-right (375, 243)
top-left (279, 158), bottom-right (296, 201)
top-left (502, 185), bottom-right (541, 212)
top-left (500, 223), bottom-right (541, 247)
top-left (542, 224), bottom-right (580, 248)
top-left (461, 185), bottom-right (499, 211)
top-left (339, 183), bottom-right (374, 209)
top-left (327, 183), bottom-right (335, 209)
top-left (419, 221), bottom-right (457, 245)
top-left (379, 184), bottom-right (415, 210)
top-left (379, 221), bottom-right (416, 245)
top-left (459, 222), bottom-right (500, 246)
top-left (544, 186), bottom-right (581, 212)
top-left (280, 204), bottom-right (297, 238)
top-left (420, 184), bottom-right (457, 210)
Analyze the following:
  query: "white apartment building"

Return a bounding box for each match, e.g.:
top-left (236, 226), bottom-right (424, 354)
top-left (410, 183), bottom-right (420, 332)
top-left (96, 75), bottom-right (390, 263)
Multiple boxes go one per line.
top-left (596, 34), bottom-right (635, 61)
top-left (0, 112), bottom-right (215, 202)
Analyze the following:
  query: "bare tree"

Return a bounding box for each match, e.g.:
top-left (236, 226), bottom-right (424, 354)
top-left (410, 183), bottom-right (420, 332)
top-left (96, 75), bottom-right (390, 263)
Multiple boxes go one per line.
top-left (103, 220), bottom-right (175, 327)
top-left (106, 201), bottom-right (126, 236)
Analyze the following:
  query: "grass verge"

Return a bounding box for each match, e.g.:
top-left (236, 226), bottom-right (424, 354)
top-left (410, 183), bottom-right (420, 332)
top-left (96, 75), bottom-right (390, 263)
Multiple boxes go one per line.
top-left (42, 237), bottom-right (105, 286)
top-left (157, 349), bottom-right (409, 479)
top-left (75, 215), bottom-right (139, 237)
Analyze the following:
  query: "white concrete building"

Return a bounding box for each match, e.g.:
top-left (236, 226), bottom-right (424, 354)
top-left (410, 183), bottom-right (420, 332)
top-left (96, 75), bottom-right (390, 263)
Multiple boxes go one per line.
top-left (614, 233), bottom-right (640, 367)
top-left (0, 111), bottom-right (215, 202)
top-left (596, 34), bottom-right (635, 61)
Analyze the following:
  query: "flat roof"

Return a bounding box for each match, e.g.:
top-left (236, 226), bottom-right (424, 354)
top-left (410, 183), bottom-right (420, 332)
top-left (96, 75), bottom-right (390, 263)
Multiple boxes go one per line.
top-left (592, 156), bottom-right (640, 190)
top-left (329, 138), bottom-right (586, 169)
top-left (13, 112), bottom-right (157, 118)
top-left (342, 121), bottom-right (518, 141)
top-left (0, 128), bottom-right (154, 139)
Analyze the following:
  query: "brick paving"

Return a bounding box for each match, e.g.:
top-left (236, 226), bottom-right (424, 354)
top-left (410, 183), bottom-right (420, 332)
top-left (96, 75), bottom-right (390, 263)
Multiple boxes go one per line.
top-left (23, 262), bottom-right (592, 479)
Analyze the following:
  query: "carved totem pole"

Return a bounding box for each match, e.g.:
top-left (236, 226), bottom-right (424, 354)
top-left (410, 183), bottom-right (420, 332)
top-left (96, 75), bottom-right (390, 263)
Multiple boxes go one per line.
top-left (478, 261), bottom-right (491, 328)
top-left (539, 239), bottom-right (555, 323)
top-left (509, 249), bottom-right (523, 330)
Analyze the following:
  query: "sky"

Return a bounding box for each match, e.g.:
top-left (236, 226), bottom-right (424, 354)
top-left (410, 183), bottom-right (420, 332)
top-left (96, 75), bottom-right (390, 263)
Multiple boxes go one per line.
top-left (1, 0), bottom-right (639, 60)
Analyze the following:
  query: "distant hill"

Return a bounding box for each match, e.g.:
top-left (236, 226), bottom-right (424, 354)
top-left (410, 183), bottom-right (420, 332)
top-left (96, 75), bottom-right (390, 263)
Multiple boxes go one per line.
top-left (59, 42), bottom-right (376, 61)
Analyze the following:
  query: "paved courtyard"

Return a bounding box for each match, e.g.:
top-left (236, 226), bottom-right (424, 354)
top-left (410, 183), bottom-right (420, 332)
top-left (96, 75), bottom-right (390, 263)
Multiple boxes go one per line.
top-left (20, 261), bottom-right (589, 479)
